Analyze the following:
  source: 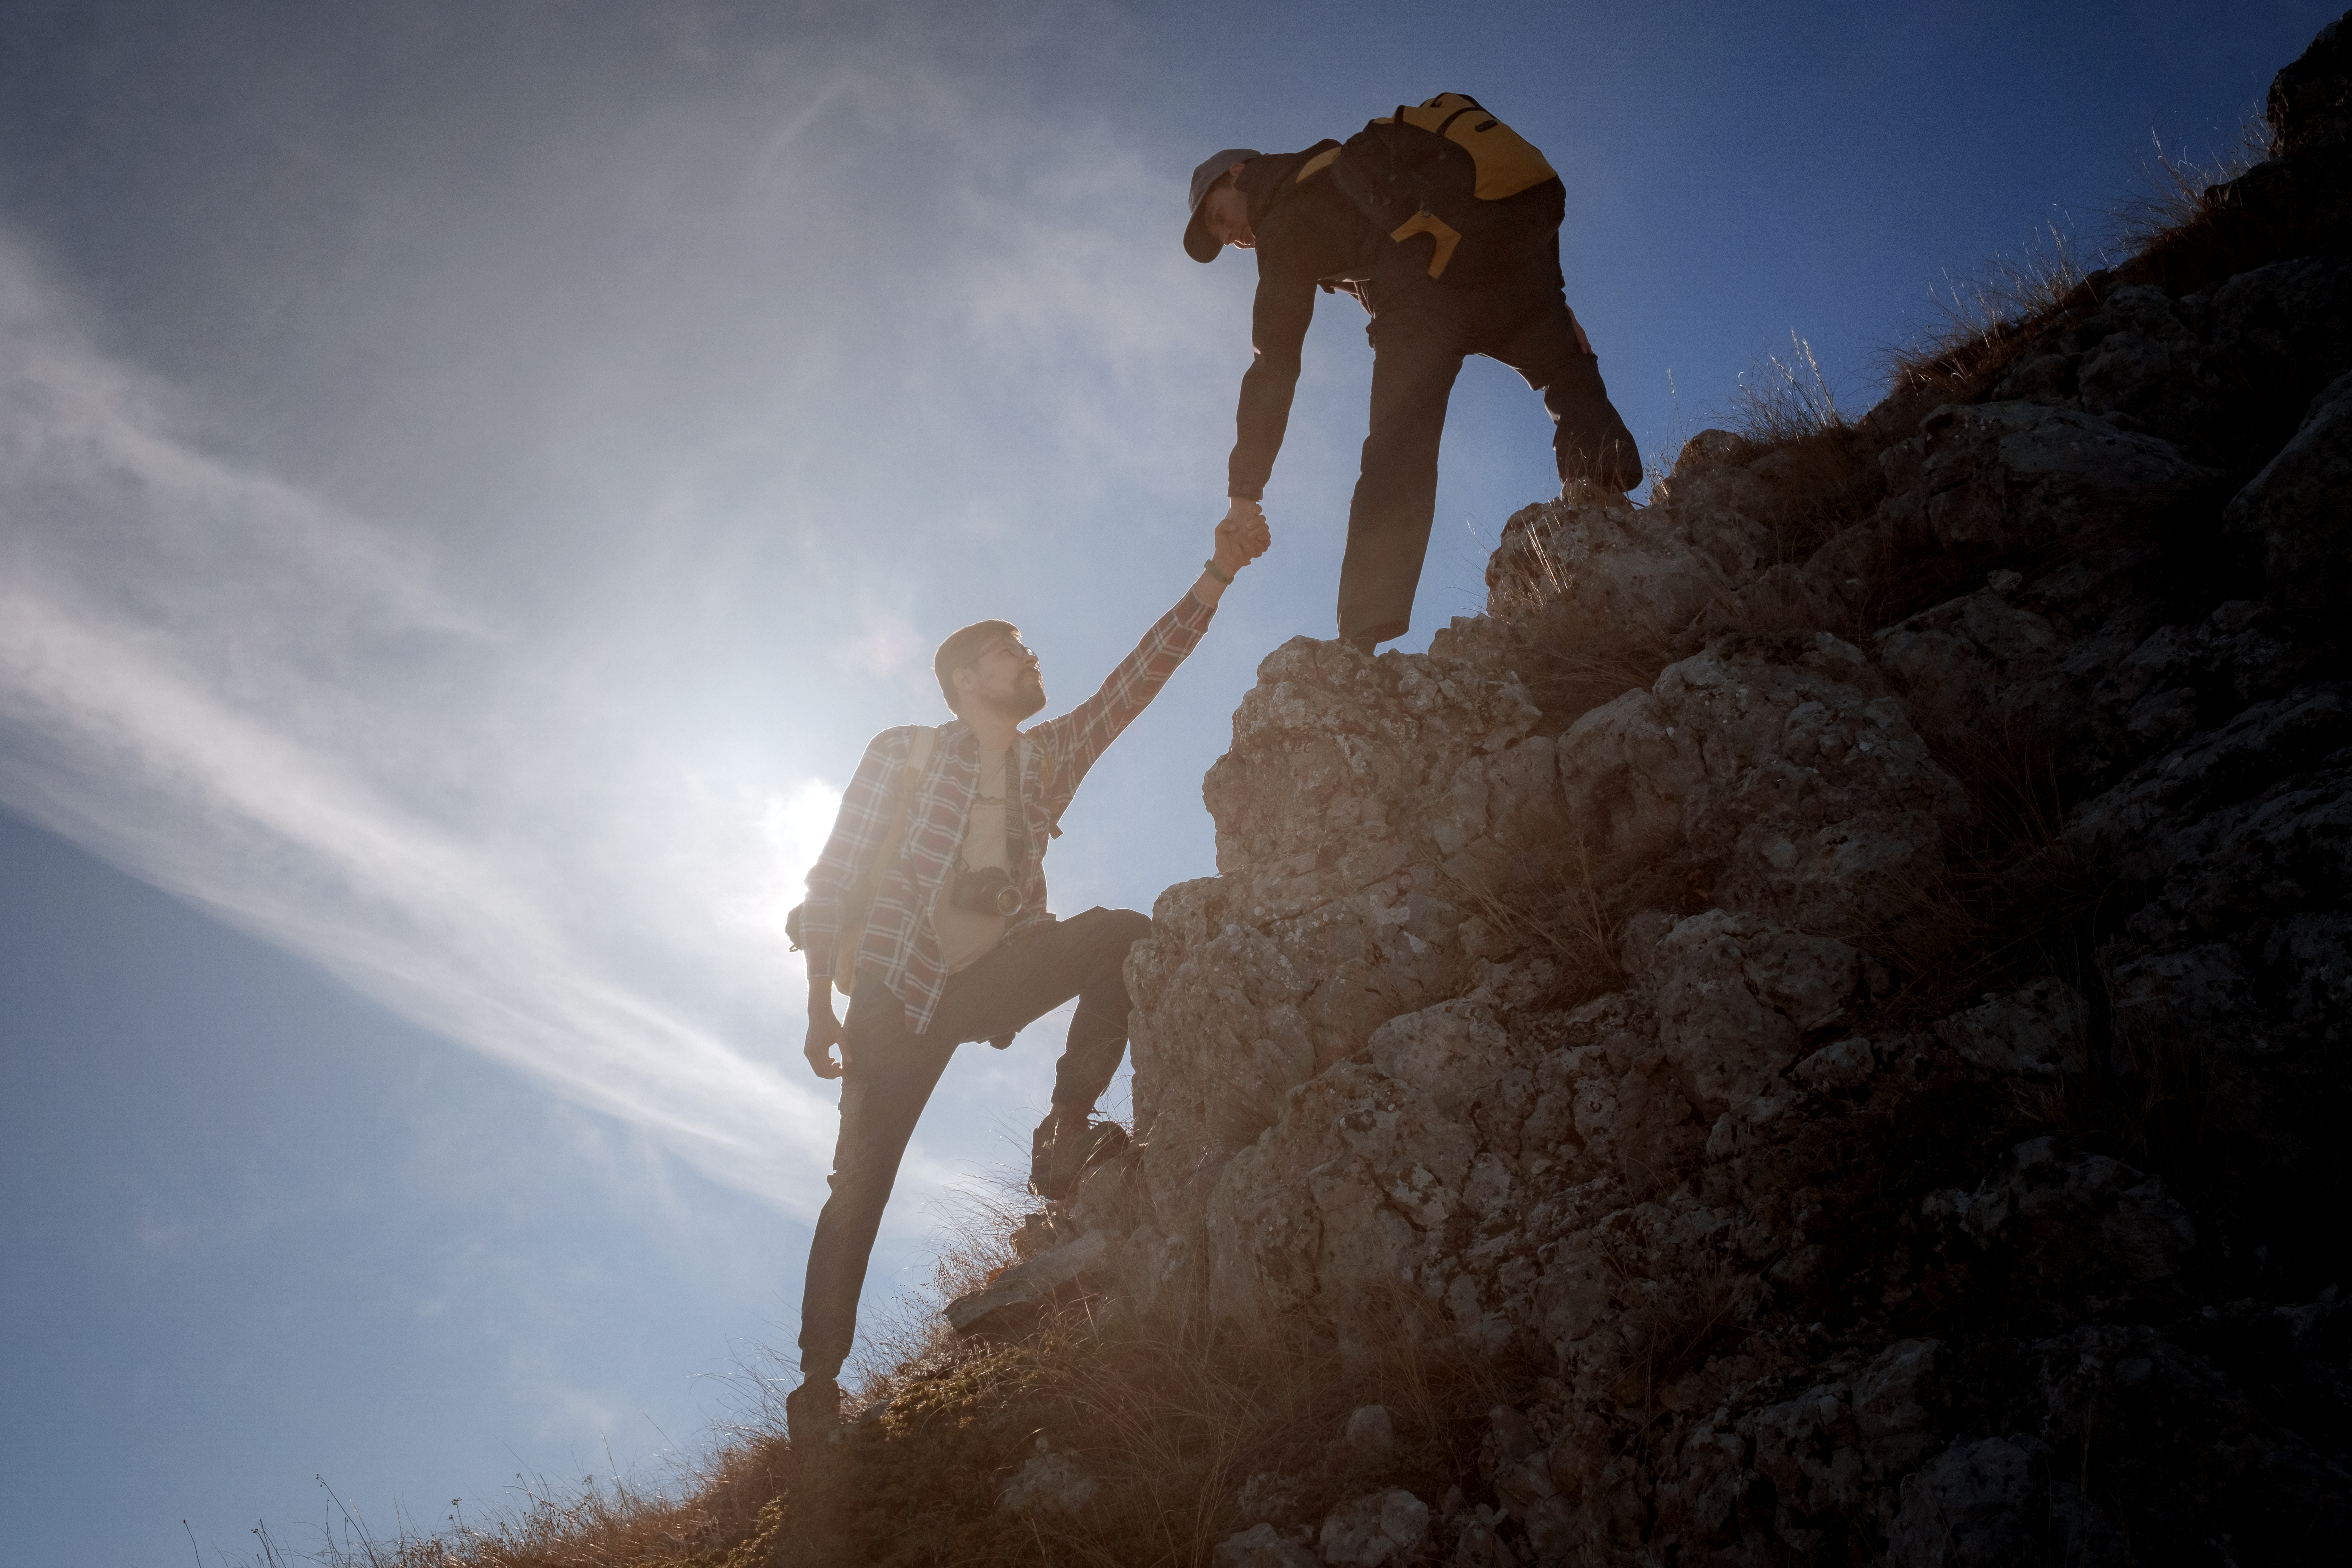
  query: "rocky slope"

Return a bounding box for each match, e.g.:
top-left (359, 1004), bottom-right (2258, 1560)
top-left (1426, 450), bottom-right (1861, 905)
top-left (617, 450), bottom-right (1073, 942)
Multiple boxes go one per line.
top-left (948, 18), bottom-right (2352, 1566)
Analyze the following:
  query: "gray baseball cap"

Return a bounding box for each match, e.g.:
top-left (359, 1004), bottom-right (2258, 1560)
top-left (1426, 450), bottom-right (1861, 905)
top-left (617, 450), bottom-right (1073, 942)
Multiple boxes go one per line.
top-left (1184, 148), bottom-right (1261, 262)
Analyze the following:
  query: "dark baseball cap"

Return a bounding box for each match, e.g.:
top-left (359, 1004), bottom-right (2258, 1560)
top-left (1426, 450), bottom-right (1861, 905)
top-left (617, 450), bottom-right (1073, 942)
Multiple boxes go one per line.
top-left (1184, 148), bottom-right (1261, 262)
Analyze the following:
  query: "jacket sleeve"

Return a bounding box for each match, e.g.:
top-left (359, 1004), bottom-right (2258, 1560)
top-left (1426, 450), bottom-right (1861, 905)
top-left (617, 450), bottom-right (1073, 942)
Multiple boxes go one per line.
top-left (799, 728), bottom-right (906, 985)
top-left (1226, 257), bottom-right (1316, 502)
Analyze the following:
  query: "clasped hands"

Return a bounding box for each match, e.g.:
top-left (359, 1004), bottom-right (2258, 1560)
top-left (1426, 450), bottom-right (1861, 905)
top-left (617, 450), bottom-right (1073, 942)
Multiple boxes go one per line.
top-left (1216, 496), bottom-right (1272, 576)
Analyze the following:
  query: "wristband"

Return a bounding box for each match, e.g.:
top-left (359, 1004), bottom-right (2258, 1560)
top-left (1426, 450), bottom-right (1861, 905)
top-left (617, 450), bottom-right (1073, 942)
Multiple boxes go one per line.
top-left (1202, 557), bottom-right (1235, 585)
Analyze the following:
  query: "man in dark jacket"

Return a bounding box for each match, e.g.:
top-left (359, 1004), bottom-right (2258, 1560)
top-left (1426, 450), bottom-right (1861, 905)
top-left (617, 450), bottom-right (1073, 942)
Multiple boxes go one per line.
top-left (1185, 134), bottom-right (1640, 651)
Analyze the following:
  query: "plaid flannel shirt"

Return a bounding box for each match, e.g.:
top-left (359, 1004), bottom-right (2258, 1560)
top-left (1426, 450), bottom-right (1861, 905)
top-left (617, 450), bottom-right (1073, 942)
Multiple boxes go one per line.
top-left (801, 588), bottom-right (1216, 1035)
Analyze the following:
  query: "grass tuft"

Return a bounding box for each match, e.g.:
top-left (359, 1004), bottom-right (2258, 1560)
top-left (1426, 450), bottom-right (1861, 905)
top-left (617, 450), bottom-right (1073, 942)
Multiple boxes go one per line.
top-left (2109, 108), bottom-right (2278, 255)
top-left (1885, 219), bottom-right (2100, 408)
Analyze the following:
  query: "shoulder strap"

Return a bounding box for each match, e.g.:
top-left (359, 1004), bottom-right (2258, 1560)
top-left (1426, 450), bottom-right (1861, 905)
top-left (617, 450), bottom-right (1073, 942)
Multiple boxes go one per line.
top-left (905, 724), bottom-right (938, 779)
top-left (1018, 733), bottom-right (1064, 841)
top-left (878, 724), bottom-right (939, 858)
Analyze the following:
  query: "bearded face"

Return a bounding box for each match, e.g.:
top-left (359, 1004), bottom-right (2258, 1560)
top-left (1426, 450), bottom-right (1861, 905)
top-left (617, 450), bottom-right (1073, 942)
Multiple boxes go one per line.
top-left (956, 636), bottom-right (1046, 721)
top-left (992, 667), bottom-right (1048, 721)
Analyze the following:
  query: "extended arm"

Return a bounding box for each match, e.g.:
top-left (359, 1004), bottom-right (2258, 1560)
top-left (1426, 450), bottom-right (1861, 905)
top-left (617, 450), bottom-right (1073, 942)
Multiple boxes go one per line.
top-left (1226, 268), bottom-right (1315, 506)
top-left (1029, 513), bottom-right (1270, 813)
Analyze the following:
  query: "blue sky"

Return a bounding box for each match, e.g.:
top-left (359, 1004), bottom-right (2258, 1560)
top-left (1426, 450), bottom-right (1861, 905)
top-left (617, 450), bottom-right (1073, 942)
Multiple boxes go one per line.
top-left (0, 1), bottom-right (2325, 1562)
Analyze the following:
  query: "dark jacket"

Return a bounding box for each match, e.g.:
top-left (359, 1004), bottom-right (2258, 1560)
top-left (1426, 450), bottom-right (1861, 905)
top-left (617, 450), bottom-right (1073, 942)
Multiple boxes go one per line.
top-left (1224, 143), bottom-right (1568, 501)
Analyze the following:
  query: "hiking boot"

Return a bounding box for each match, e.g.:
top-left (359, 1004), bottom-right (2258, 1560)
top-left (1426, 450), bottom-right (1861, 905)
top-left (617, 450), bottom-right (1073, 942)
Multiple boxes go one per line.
top-left (1029, 1110), bottom-right (1127, 1201)
top-left (786, 1374), bottom-right (841, 1447)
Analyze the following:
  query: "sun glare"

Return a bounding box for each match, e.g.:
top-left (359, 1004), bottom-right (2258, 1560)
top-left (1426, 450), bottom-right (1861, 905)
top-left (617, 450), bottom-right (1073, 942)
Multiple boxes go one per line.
top-left (758, 779), bottom-right (844, 937)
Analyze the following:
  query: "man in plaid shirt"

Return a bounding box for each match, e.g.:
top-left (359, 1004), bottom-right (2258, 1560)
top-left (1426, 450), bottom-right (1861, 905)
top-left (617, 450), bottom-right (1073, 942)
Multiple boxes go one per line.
top-left (788, 509), bottom-right (1269, 1441)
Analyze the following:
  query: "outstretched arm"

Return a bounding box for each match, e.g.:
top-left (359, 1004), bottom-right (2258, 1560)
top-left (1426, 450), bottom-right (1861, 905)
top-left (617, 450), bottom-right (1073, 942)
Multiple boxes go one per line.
top-left (1228, 271), bottom-right (1314, 508)
top-left (1026, 511), bottom-right (1274, 815)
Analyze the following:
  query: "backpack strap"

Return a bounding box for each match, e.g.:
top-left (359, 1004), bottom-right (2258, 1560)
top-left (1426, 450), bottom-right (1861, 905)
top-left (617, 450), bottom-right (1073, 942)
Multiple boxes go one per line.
top-left (1018, 733), bottom-right (1064, 841)
top-left (871, 726), bottom-right (940, 872)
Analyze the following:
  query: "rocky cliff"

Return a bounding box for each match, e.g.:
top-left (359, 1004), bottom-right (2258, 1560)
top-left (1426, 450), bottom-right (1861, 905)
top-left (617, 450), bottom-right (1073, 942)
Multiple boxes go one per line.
top-left (946, 19), bottom-right (2352, 1566)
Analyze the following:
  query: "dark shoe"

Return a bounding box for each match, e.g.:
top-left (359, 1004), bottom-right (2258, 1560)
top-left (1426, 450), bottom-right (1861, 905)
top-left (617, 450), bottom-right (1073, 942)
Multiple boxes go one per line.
top-left (786, 1374), bottom-right (841, 1446)
top-left (1029, 1110), bottom-right (1127, 1201)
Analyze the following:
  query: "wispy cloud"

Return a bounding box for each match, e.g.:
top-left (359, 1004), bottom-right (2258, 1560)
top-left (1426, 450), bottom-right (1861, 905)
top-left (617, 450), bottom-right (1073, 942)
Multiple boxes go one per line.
top-left (0, 235), bottom-right (840, 1210)
top-left (0, 4), bottom-right (1309, 1232)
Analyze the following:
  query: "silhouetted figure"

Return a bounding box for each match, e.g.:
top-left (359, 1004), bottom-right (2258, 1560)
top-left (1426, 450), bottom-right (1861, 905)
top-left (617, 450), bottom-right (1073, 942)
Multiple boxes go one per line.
top-left (784, 508), bottom-right (1269, 1444)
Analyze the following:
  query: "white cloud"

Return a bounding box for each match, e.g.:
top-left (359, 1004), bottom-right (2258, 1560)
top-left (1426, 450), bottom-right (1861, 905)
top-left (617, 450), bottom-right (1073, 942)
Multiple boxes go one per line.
top-left (0, 235), bottom-right (841, 1212)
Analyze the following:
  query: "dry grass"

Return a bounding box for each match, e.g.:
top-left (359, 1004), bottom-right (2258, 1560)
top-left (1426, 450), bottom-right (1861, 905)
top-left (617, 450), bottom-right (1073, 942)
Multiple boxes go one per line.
top-left (2110, 110), bottom-right (2277, 253)
top-left (1483, 518), bottom-right (1684, 730)
top-left (1730, 331), bottom-right (1846, 446)
top-left (1882, 103), bottom-right (2281, 413)
top-left (1883, 219), bottom-right (2101, 410)
top-left (1449, 833), bottom-right (1630, 1001)
top-left (1599, 1253), bottom-right (1757, 1413)
top-left (862, 1289), bottom-right (1523, 1568)
top-left (1444, 805), bottom-right (1709, 1023)
top-left (1723, 338), bottom-right (1889, 567)
top-left (279, 1438), bottom-right (797, 1568)
top-left (281, 1207), bottom-right (1536, 1568)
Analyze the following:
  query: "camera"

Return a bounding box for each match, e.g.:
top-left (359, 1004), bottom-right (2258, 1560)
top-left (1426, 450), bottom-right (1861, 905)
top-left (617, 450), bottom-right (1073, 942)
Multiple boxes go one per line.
top-left (950, 865), bottom-right (1023, 918)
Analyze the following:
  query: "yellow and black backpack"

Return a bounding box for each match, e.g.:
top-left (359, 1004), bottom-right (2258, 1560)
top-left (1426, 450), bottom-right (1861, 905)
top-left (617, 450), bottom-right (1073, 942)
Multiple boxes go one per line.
top-left (1323, 93), bottom-right (1558, 283)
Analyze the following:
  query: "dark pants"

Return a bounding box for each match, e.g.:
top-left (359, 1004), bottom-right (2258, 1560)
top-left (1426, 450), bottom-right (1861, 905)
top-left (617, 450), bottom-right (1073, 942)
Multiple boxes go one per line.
top-left (796, 905), bottom-right (1152, 1380)
top-left (1338, 229), bottom-right (1642, 645)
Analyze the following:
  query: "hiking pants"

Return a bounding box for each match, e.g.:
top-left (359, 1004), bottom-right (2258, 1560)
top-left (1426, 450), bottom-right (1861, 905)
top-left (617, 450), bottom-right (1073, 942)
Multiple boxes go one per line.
top-left (796, 905), bottom-right (1153, 1380)
top-left (1339, 240), bottom-right (1640, 646)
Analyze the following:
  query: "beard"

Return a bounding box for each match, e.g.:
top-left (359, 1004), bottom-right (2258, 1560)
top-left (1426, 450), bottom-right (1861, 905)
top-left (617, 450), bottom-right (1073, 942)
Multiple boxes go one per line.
top-left (983, 672), bottom-right (1047, 721)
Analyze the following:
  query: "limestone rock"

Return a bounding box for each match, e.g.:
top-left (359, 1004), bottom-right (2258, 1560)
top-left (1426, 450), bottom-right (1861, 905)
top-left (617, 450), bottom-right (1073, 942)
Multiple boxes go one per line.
top-left (946, 1228), bottom-right (1110, 1338)
top-left (2226, 368), bottom-right (2352, 613)
top-left (2269, 11), bottom-right (2352, 156)
top-left (1877, 401), bottom-right (2224, 554)
top-left (2065, 681), bottom-right (2352, 883)
top-left (1368, 1001), bottom-right (1508, 1120)
top-left (1558, 632), bottom-right (1969, 927)
top-left (1212, 1522), bottom-right (1318, 1568)
top-left (1654, 911), bottom-right (1861, 1111)
top-left (1337, 1404), bottom-right (1396, 1467)
top-left (2071, 286), bottom-right (2231, 447)
top-left (1793, 1034), bottom-right (1875, 1091)
top-left (1930, 978), bottom-right (2087, 1081)
top-left (1485, 492), bottom-right (1726, 636)
top-left (997, 1441), bottom-right (1097, 1516)
top-left (988, 32), bottom-right (2352, 1552)
top-left (1885, 1436), bottom-right (2122, 1568)
top-left (2207, 256), bottom-right (2352, 416)
top-left (1317, 1489), bottom-right (1429, 1566)
top-left (1955, 1138), bottom-right (2196, 1311)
